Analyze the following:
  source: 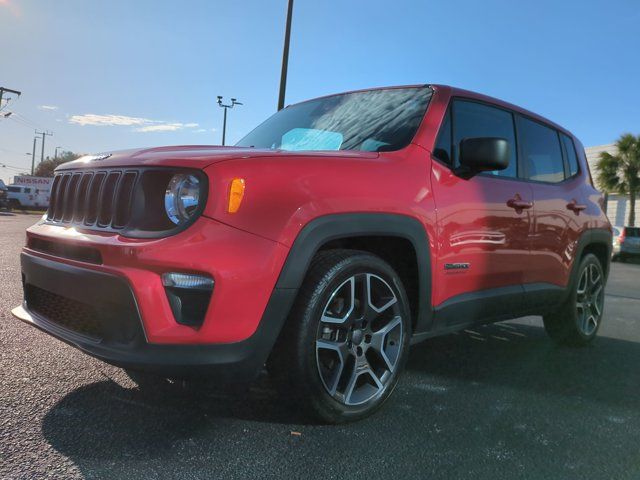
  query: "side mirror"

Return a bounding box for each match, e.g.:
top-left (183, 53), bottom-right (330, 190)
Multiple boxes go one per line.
top-left (458, 137), bottom-right (509, 175)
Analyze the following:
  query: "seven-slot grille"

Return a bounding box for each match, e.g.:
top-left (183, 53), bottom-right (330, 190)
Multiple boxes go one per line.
top-left (47, 169), bottom-right (138, 230)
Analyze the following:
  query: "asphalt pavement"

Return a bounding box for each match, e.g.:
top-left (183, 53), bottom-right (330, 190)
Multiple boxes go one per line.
top-left (1, 213), bottom-right (640, 479)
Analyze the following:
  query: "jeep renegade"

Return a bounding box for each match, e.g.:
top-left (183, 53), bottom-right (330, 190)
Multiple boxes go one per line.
top-left (12, 85), bottom-right (612, 422)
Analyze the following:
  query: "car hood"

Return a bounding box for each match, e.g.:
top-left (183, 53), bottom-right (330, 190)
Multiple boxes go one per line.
top-left (56, 145), bottom-right (379, 171)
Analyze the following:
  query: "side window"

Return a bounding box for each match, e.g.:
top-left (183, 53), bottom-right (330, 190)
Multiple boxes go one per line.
top-left (452, 100), bottom-right (517, 178)
top-left (518, 116), bottom-right (565, 183)
top-left (561, 133), bottom-right (579, 177)
top-left (433, 109), bottom-right (451, 165)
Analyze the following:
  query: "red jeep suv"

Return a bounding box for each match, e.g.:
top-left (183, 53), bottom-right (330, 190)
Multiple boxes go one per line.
top-left (12, 85), bottom-right (611, 422)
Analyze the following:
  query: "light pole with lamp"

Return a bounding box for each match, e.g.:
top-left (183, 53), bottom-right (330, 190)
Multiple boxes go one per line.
top-left (217, 96), bottom-right (242, 146)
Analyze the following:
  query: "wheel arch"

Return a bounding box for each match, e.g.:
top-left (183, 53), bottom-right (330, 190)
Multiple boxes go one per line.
top-left (562, 228), bottom-right (612, 304)
top-left (274, 213), bottom-right (433, 334)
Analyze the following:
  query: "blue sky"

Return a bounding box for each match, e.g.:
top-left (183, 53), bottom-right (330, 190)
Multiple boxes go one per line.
top-left (1, 0), bottom-right (639, 183)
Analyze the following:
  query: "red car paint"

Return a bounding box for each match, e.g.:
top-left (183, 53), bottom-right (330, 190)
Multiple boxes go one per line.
top-left (14, 84), bottom-right (611, 370)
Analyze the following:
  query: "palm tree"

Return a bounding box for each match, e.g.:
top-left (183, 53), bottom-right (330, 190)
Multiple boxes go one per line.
top-left (597, 134), bottom-right (640, 226)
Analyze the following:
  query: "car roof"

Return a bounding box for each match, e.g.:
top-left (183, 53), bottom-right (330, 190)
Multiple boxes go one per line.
top-left (432, 84), bottom-right (574, 137)
top-left (286, 84), bottom-right (575, 139)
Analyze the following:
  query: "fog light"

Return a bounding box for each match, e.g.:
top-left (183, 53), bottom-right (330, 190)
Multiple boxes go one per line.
top-left (162, 273), bottom-right (214, 327)
top-left (162, 272), bottom-right (214, 290)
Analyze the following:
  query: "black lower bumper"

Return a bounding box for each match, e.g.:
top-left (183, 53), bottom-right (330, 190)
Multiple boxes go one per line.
top-left (13, 253), bottom-right (296, 381)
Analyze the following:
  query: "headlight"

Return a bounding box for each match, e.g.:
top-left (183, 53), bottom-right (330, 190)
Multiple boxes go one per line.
top-left (164, 174), bottom-right (201, 225)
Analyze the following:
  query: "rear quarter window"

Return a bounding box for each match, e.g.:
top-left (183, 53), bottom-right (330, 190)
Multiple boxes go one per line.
top-left (561, 134), bottom-right (579, 177)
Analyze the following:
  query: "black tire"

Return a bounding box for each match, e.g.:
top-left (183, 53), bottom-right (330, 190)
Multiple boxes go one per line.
top-left (268, 249), bottom-right (412, 423)
top-left (543, 253), bottom-right (605, 346)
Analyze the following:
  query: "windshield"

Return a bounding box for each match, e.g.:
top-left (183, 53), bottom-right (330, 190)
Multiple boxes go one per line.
top-left (236, 87), bottom-right (432, 152)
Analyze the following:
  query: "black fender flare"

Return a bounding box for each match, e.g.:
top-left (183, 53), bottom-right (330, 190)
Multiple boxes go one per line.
top-left (257, 213), bottom-right (433, 361)
top-left (560, 227), bottom-right (612, 304)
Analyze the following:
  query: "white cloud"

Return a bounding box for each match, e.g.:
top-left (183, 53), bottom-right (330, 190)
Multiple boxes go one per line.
top-left (69, 113), bottom-right (201, 133)
top-left (135, 123), bottom-right (183, 132)
top-left (194, 129), bottom-right (207, 133)
top-left (38, 105), bottom-right (59, 111)
top-left (69, 114), bottom-right (150, 127)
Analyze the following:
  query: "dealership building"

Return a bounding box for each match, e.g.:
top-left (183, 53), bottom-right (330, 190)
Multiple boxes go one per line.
top-left (586, 144), bottom-right (638, 227)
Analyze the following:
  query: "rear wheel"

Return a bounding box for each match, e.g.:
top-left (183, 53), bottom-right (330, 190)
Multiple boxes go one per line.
top-left (543, 253), bottom-right (605, 346)
top-left (269, 249), bottom-right (411, 423)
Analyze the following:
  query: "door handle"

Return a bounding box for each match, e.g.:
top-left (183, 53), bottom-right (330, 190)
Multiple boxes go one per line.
top-left (566, 201), bottom-right (586, 213)
top-left (507, 198), bottom-right (533, 210)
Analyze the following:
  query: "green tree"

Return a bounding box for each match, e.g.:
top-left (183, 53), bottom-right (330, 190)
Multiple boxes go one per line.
top-left (34, 151), bottom-right (83, 177)
top-left (597, 134), bottom-right (640, 226)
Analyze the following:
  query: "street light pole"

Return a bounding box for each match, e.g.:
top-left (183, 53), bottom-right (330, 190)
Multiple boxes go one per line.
top-left (30, 137), bottom-right (38, 175)
top-left (277, 0), bottom-right (294, 111)
top-left (216, 96), bottom-right (243, 146)
top-left (222, 106), bottom-right (227, 146)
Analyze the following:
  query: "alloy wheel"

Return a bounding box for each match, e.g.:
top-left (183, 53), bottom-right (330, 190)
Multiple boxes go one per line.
top-left (576, 263), bottom-right (604, 336)
top-left (315, 273), bottom-right (404, 406)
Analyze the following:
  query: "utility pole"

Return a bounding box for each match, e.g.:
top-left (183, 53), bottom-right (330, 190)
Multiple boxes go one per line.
top-left (277, 0), bottom-right (294, 111)
top-left (30, 137), bottom-right (38, 176)
top-left (55, 146), bottom-right (63, 159)
top-left (35, 130), bottom-right (53, 164)
top-left (0, 87), bottom-right (21, 111)
top-left (216, 96), bottom-right (242, 146)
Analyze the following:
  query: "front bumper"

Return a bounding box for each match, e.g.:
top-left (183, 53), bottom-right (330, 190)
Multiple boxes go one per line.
top-left (13, 253), bottom-right (296, 379)
top-left (12, 216), bottom-right (295, 380)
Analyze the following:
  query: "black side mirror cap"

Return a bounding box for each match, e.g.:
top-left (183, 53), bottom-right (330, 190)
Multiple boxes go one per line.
top-left (458, 137), bottom-right (510, 176)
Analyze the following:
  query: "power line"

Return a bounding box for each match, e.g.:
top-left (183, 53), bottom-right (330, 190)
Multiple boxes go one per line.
top-left (6, 115), bottom-right (35, 130)
top-left (13, 111), bottom-right (46, 130)
top-left (0, 164), bottom-right (29, 171)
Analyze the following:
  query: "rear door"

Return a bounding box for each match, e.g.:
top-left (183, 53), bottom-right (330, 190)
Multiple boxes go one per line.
top-left (517, 117), bottom-right (585, 301)
top-left (431, 99), bottom-right (533, 325)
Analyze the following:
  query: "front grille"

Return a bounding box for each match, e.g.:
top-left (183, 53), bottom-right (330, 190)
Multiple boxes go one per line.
top-left (25, 284), bottom-right (103, 340)
top-left (47, 169), bottom-right (138, 231)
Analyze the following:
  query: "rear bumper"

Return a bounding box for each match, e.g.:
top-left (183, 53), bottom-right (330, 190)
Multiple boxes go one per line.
top-left (619, 244), bottom-right (640, 256)
top-left (13, 250), bottom-right (297, 381)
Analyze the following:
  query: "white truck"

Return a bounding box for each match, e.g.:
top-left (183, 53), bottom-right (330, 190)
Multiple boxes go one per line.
top-left (6, 176), bottom-right (53, 209)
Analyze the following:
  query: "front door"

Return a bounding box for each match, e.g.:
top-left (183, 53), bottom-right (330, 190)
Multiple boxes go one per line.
top-left (430, 99), bottom-right (533, 325)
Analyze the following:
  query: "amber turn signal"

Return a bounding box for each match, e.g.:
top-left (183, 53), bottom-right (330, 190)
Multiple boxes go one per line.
top-left (227, 178), bottom-right (246, 213)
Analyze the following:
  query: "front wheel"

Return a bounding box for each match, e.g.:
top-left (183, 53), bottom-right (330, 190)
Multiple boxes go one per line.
top-left (543, 253), bottom-right (605, 346)
top-left (269, 249), bottom-right (411, 423)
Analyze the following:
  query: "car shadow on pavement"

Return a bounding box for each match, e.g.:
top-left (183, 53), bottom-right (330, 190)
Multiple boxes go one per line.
top-left (404, 321), bottom-right (640, 410)
top-left (41, 321), bottom-right (640, 471)
top-left (41, 370), bottom-right (309, 461)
